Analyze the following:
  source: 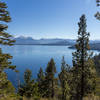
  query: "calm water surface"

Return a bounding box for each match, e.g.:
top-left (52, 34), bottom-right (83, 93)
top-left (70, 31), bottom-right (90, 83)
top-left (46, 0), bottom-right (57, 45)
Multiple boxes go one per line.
top-left (1, 45), bottom-right (99, 87)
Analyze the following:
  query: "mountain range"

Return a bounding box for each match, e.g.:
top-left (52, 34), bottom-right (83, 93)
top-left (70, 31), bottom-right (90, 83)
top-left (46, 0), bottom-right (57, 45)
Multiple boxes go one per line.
top-left (14, 36), bottom-right (76, 45)
top-left (13, 36), bottom-right (100, 51)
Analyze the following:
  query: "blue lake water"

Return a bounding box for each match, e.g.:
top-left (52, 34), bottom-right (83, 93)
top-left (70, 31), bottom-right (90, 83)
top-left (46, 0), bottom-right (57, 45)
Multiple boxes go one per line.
top-left (0, 45), bottom-right (99, 87)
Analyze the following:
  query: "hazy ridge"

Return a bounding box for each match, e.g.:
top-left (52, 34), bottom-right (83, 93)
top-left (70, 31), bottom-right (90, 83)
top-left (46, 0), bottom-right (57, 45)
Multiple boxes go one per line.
top-left (13, 36), bottom-right (100, 51)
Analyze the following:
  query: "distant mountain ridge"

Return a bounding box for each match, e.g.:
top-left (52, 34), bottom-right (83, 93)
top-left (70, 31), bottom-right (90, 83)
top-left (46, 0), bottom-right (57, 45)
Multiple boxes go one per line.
top-left (14, 36), bottom-right (76, 45)
top-left (13, 36), bottom-right (100, 51)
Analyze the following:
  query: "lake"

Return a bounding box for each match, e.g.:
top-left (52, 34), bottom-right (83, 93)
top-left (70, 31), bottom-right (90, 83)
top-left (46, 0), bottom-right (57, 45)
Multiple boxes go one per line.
top-left (1, 45), bottom-right (99, 88)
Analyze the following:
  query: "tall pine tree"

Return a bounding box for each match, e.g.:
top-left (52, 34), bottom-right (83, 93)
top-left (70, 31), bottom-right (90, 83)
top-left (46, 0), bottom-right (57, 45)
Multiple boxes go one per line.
top-left (72, 15), bottom-right (96, 100)
top-left (0, 1), bottom-right (16, 73)
top-left (0, 1), bottom-right (16, 98)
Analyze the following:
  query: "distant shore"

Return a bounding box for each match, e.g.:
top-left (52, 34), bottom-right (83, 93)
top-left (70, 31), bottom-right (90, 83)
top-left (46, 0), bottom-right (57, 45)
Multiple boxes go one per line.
top-left (13, 44), bottom-right (100, 52)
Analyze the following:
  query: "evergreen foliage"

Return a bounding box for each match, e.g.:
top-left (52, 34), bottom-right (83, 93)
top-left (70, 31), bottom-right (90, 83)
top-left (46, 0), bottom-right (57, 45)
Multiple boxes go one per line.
top-left (93, 54), bottom-right (100, 96)
top-left (95, 0), bottom-right (100, 20)
top-left (0, 1), bottom-right (15, 45)
top-left (0, 72), bottom-right (15, 98)
top-left (0, 1), bottom-right (16, 98)
top-left (0, 48), bottom-right (16, 72)
top-left (18, 69), bottom-right (39, 98)
top-left (0, 48), bottom-right (16, 98)
top-left (93, 54), bottom-right (100, 76)
top-left (37, 67), bottom-right (45, 97)
top-left (37, 67), bottom-right (45, 83)
top-left (59, 56), bottom-right (71, 100)
top-left (44, 58), bottom-right (57, 98)
top-left (71, 15), bottom-right (96, 100)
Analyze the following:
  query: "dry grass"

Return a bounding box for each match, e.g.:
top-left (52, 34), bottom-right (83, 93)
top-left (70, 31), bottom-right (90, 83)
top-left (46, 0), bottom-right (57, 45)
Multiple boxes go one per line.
top-left (22, 96), bottom-right (100, 100)
top-left (0, 95), bottom-right (100, 100)
top-left (83, 95), bottom-right (100, 100)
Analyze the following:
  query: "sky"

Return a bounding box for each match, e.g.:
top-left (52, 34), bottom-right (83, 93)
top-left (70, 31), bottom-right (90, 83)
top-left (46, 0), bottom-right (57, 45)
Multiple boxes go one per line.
top-left (2, 0), bottom-right (100, 39)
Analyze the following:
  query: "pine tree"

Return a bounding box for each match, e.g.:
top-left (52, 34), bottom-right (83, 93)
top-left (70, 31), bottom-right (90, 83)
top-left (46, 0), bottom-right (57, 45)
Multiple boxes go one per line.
top-left (59, 56), bottom-right (71, 100)
top-left (18, 69), bottom-right (39, 98)
top-left (93, 54), bottom-right (100, 76)
top-left (0, 1), bottom-right (16, 72)
top-left (95, 0), bottom-right (100, 20)
top-left (72, 15), bottom-right (96, 100)
top-left (0, 48), bottom-right (16, 72)
top-left (0, 1), bottom-right (15, 45)
top-left (0, 48), bottom-right (16, 96)
top-left (37, 67), bottom-right (45, 97)
top-left (0, 72), bottom-right (15, 98)
top-left (0, 1), bottom-right (16, 98)
top-left (45, 58), bottom-right (57, 98)
top-left (37, 67), bottom-right (45, 83)
top-left (0, 49), bottom-right (16, 98)
top-left (96, 0), bottom-right (100, 6)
